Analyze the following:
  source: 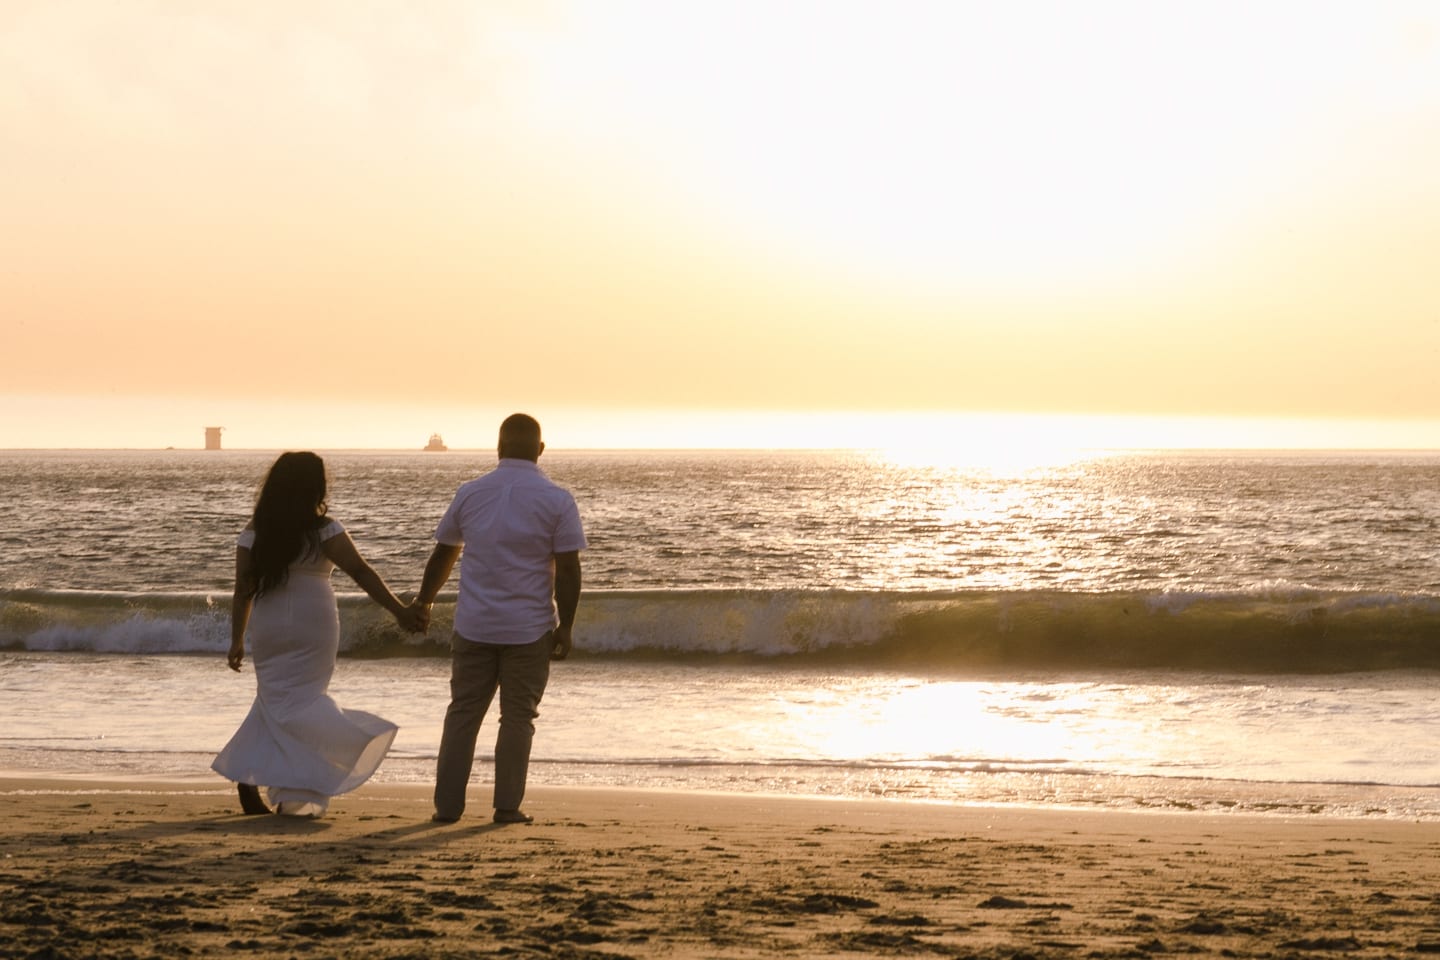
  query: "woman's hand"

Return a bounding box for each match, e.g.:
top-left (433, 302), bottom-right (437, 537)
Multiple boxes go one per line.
top-left (227, 638), bottom-right (246, 672)
top-left (395, 601), bottom-right (429, 635)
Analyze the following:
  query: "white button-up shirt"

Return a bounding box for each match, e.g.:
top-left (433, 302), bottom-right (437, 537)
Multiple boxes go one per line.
top-left (435, 459), bottom-right (587, 645)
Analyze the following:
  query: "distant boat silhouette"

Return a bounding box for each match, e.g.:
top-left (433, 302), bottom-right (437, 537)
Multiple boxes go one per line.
top-left (424, 433), bottom-right (448, 452)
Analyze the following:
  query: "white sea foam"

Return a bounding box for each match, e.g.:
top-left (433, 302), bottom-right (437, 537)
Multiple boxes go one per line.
top-left (25, 610), bottom-right (230, 655)
top-left (8, 586), bottom-right (1440, 672)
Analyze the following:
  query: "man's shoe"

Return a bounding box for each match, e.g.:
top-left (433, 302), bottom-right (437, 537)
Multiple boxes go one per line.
top-left (431, 813), bottom-right (459, 824)
top-left (493, 809), bottom-right (533, 824)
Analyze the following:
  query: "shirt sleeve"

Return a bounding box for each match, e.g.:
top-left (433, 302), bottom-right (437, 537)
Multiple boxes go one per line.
top-left (435, 491), bottom-right (465, 546)
top-left (553, 494), bottom-right (587, 553)
top-left (236, 528), bottom-right (256, 549)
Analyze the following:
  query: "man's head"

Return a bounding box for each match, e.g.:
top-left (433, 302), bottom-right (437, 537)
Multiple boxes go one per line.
top-left (497, 413), bottom-right (544, 461)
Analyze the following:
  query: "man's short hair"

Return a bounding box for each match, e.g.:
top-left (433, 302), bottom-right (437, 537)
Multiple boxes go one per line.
top-left (498, 413), bottom-right (542, 459)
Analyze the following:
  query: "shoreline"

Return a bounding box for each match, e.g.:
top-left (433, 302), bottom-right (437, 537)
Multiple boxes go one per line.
top-left (8, 754), bottom-right (1440, 823)
top-left (5, 777), bottom-right (1440, 958)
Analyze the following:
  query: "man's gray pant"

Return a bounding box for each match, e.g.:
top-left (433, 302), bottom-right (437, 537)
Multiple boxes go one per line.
top-left (434, 632), bottom-right (552, 819)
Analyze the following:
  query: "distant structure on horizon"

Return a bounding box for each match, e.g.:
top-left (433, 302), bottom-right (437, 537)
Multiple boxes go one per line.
top-left (424, 433), bottom-right (448, 452)
top-left (205, 426), bottom-right (223, 451)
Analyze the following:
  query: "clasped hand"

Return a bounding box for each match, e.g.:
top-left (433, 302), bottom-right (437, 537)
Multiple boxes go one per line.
top-left (393, 599), bottom-right (431, 635)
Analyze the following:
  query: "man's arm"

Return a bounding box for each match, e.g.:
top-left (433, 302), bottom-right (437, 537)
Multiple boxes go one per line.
top-left (415, 543), bottom-right (462, 631)
top-left (550, 550), bottom-right (581, 661)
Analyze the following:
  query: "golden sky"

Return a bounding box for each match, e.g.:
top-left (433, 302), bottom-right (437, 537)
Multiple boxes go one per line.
top-left (3, 1), bottom-right (1439, 449)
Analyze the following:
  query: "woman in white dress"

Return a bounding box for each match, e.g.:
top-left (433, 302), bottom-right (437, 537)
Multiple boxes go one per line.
top-left (212, 452), bottom-right (423, 817)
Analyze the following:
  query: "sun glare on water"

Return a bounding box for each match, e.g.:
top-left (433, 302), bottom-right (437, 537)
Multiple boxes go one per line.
top-left (869, 414), bottom-right (1098, 474)
top-left (787, 679), bottom-right (1155, 772)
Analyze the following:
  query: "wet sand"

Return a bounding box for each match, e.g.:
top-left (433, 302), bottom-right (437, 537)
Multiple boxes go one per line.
top-left (3, 776), bottom-right (1439, 959)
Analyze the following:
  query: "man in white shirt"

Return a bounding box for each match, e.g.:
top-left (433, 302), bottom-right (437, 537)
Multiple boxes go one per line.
top-left (414, 413), bottom-right (586, 824)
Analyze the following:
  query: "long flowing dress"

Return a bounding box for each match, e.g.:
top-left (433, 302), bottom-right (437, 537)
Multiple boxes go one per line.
top-left (212, 519), bottom-right (398, 816)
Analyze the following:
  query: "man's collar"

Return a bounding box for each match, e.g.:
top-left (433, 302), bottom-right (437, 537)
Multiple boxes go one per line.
top-left (497, 458), bottom-right (541, 471)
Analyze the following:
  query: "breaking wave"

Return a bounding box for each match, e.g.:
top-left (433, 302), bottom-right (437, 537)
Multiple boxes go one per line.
top-left (4, 586), bottom-right (1440, 673)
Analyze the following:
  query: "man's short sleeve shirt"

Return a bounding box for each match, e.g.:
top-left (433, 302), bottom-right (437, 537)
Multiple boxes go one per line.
top-left (435, 459), bottom-right (586, 645)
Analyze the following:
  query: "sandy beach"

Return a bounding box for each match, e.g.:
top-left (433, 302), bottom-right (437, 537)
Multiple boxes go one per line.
top-left (3, 778), bottom-right (1438, 958)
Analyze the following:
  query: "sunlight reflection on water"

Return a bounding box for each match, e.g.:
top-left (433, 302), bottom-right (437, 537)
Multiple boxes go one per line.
top-left (5, 653), bottom-right (1440, 819)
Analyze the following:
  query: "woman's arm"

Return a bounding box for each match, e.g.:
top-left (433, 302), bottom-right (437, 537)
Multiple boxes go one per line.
top-left (321, 531), bottom-right (424, 631)
top-left (228, 546), bottom-right (256, 672)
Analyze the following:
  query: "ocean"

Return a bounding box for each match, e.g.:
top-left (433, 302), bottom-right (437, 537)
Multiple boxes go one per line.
top-left (3, 448), bottom-right (1439, 819)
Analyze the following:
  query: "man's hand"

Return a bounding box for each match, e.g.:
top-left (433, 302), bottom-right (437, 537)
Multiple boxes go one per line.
top-left (395, 601), bottom-right (430, 634)
top-left (549, 625), bottom-right (573, 661)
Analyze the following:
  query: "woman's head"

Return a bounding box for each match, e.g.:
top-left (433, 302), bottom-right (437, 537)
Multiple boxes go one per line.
top-left (249, 452), bottom-right (329, 596)
top-left (256, 451), bottom-right (328, 517)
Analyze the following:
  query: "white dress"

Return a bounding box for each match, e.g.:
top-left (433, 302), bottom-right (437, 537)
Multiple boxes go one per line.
top-left (212, 519), bottom-right (398, 816)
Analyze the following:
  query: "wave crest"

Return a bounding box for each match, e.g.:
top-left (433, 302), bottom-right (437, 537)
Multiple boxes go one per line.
top-left (4, 587), bottom-right (1440, 672)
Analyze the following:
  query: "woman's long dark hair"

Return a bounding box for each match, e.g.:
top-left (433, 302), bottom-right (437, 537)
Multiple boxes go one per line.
top-left (249, 451), bottom-right (329, 597)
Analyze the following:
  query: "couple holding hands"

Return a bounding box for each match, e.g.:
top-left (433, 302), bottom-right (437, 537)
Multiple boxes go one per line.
top-left (211, 414), bottom-right (585, 825)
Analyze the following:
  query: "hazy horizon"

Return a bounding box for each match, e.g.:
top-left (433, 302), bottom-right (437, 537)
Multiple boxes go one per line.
top-left (6, 407), bottom-right (1440, 455)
